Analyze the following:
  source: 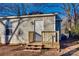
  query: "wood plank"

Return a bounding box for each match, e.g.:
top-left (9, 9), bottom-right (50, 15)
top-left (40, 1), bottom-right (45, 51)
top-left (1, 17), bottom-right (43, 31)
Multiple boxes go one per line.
top-left (29, 31), bottom-right (34, 43)
top-left (23, 49), bottom-right (41, 52)
top-left (26, 47), bottom-right (42, 49)
top-left (42, 31), bottom-right (60, 49)
top-left (27, 42), bottom-right (42, 45)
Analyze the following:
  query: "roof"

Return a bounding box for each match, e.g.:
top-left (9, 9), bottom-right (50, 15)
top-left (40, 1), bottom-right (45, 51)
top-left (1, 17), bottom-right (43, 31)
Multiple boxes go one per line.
top-left (0, 13), bottom-right (57, 20)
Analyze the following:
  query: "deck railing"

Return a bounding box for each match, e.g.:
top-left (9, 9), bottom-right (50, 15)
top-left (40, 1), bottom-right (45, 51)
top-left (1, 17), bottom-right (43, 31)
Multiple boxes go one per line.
top-left (28, 31), bottom-right (34, 43)
top-left (28, 31), bottom-right (60, 49)
top-left (42, 31), bottom-right (60, 49)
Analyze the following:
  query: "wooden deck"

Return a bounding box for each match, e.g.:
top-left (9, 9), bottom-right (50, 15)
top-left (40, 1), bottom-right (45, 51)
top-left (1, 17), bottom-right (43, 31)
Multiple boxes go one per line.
top-left (27, 31), bottom-right (60, 52)
top-left (27, 42), bottom-right (43, 45)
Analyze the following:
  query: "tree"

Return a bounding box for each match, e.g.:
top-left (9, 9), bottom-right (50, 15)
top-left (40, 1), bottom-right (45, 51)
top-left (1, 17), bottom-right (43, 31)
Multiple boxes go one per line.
top-left (59, 3), bottom-right (79, 28)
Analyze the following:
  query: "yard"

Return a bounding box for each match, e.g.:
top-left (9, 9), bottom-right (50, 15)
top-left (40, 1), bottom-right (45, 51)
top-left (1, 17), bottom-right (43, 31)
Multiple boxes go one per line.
top-left (0, 45), bottom-right (59, 56)
top-left (0, 38), bottom-right (79, 56)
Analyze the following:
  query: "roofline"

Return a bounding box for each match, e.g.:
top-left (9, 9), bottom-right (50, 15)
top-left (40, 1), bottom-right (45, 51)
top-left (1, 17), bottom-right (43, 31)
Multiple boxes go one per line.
top-left (0, 13), bottom-right (57, 20)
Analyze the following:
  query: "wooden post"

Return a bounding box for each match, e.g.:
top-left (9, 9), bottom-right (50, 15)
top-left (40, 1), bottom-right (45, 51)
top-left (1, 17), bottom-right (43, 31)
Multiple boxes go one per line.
top-left (29, 31), bottom-right (34, 43)
top-left (56, 31), bottom-right (60, 51)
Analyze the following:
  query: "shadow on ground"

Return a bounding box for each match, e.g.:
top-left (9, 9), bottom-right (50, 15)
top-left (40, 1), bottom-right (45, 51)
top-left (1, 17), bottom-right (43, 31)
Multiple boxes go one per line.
top-left (61, 48), bottom-right (79, 56)
top-left (60, 34), bottom-right (79, 49)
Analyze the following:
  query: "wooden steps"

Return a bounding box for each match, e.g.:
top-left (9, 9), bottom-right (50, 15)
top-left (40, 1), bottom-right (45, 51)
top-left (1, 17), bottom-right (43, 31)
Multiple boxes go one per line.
top-left (24, 42), bottom-right (43, 52)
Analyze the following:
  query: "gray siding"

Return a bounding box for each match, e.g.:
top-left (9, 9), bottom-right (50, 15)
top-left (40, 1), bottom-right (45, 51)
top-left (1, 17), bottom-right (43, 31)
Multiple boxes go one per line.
top-left (0, 14), bottom-right (56, 44)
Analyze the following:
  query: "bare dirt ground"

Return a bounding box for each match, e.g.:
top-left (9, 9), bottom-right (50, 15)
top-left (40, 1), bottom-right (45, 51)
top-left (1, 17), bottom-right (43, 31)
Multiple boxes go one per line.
top-left (59, 44), bottom-right (79, 56)
top-left (0, 45), bottom-right (59, 56)
top-left (59, 38), bottom-right (79, 56)
top-left (0, 40), bottom-right (79, 56)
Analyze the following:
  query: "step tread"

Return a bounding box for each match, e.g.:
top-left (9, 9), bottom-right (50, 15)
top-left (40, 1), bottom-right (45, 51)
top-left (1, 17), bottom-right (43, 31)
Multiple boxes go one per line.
top-left (23, 49), bottom-right (41, 52)
top-left (27, 42), bottom-right (43, 45)
top-left (25, 46), bottom-right (42, 49)
top-left (27, 44), bottom-right (43, 46)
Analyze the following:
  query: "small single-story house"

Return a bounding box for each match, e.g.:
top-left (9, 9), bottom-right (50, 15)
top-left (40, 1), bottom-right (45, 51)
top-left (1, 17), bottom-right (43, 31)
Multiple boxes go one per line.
top-left (0, 13), bottom-right (61, 49)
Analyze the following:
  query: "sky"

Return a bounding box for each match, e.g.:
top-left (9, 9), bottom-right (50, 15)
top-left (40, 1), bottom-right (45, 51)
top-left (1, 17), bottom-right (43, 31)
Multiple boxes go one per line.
top-left (0, 3), bottom-right (78, 19)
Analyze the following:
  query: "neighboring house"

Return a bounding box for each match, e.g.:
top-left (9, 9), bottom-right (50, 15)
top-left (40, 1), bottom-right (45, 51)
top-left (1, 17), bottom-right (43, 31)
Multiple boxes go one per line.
top-left (0, 13), bottom-right (61, 48)
top-left (61, 16), bottom-right (75, 34)
top-left (61, 16), bottom-right (68, 34)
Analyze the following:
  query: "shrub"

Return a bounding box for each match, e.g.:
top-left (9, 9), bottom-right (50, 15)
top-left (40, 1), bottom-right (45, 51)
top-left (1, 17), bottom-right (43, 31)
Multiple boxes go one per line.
top-left (71, 23), bottom-right (79, 35)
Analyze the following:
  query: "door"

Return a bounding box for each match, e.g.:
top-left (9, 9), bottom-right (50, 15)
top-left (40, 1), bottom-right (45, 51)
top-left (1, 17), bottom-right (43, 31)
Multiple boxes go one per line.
top-left (35, 20), bottom-right (44, 42)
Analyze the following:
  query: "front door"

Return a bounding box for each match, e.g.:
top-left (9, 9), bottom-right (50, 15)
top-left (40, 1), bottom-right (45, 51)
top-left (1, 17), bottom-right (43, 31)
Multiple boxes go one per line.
top-left (35, 20), bottom-right (44, 42)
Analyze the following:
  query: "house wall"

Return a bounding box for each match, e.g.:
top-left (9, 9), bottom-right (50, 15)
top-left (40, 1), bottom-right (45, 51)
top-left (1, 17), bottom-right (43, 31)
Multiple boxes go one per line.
top-left (0, 22), bottom-right (5, 44)
top-left (0, 14), bottom-right (56, 45)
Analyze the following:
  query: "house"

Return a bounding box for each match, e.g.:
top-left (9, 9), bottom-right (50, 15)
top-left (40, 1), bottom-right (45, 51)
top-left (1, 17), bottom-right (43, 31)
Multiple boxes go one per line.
top-left (61, 16), bottom-right (75, 35)
top-left (0, 13), bottom-right (61, 49)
